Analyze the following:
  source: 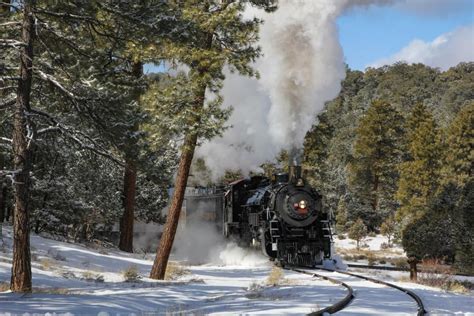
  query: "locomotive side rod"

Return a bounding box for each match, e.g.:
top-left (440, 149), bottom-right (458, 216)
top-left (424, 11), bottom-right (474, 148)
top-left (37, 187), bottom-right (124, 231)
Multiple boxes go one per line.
top-left (312, 267), bottom-right (427, 316)
top-left (283, 267), bottom-right (354, 315)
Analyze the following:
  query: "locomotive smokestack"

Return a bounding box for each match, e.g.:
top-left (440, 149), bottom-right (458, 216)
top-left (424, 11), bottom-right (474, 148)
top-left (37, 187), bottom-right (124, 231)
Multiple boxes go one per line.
top-left (288, 147), bottom-right (303, 186)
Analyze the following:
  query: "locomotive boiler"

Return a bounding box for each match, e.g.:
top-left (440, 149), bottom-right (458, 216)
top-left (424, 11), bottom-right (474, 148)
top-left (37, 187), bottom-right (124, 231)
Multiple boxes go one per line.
top-left (221, 165), bottom-right (333, 267)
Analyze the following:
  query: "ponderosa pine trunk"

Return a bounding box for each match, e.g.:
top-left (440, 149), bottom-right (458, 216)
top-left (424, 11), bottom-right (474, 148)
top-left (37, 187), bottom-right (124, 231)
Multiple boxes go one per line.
top-left (119, 158), bottom-right (137, 252)
top-left (118, 61), bottom-right (142, 253)
top-left (11, 0), bottom-right (35, 293)
top-left (149, 132), bottom-right (198, 279)
top-left (150, 85), bottom-right (206, 280)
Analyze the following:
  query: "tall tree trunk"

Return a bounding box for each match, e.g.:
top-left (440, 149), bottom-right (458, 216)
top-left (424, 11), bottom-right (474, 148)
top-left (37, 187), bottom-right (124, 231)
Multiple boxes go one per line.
top-left (372, 173), bottom-right (379, 212)
top-left (149, 132), bottom-right (198, 279)
top-left (118, 61), bottom-right (142, 253)
top-left (11, 0), bottom-right (35, 293)
top-left (150, 27), bottom-right (212, 280)
top-left (119, 158), bottom-right (137, 252)
top-left (0, 155), bottom-right (5, 224)
top-left (150, 85), bottom-right (206, 280)
top-left (408, 257), bottom-right (419, 281)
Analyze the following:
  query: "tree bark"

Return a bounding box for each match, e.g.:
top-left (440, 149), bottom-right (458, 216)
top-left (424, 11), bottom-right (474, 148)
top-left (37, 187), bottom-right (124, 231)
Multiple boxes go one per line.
top-left (408, 257), bottom-right (418, 281)
top-left (11, 0), bottom-right (35, 293)
top-left (149, 131), bottom-right (198, 279)
top-left (150, 83), bottom-right (207, 280)
top-left (118, 61), bottom-right (142, 253)
top-left (150, 25), bottom-right (212, 280)
top-left (119, 158), bottom-right (137, 252)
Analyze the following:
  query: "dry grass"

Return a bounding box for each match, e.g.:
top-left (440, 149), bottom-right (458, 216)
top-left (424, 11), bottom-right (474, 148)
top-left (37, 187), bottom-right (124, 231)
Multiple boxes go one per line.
top-left (337, 247), bottom-right (408, 267)
top-left (165, 261), bottom-right (190, 281)
top-left (122, 264), bottom-right (141, 282)
top-left (417, 259), bottom-right (471, 293)
top-left (0, 282), bottom-right (10, 292)
top-left (40, 258), bottom-right (56, 271)
top-left (266, 266), bottom-right (285, 286)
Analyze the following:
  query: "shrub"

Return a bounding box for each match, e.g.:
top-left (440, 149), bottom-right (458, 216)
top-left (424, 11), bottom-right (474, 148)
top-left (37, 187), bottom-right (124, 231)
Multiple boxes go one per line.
top-left (266, 266), bottom-right (284, 286)
top-left (0, 282), bottom-right (9, 292)
top-left (337, 234), bottom-right (346, 240)
top-left (367, 253), bottom-right (376, 266)
top-left (379, 259), bottom-right (386, 264)
top-left (40, 259), bottom-right (55, 270)
top-left (392, 257), bottom-right (408, 269)
top-left (380, 242), bottom-right (390, 250)
top-left (165, 262), bottom-right (189, 281)
top-left (122, 265), bottom-right (141, 282)
top-left (368, 231), bottom-right (376, 237)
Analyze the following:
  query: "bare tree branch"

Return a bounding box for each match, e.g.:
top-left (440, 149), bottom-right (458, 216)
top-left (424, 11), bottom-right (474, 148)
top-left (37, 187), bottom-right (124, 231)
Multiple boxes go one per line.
top-left (0, 21), bottom-right (21, 27)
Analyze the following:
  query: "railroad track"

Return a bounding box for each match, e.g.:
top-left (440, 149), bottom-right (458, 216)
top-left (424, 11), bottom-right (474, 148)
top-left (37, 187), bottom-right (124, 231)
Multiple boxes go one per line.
top-left (285, 266), bottom-right (427, 316)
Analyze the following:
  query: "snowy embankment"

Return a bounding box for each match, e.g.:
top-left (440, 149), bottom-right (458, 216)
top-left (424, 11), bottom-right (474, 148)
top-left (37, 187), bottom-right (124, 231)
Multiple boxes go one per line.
top-left (1, 226), bottom-right (472, 315)
top-left (333, 234), bottom-right (474, 315)
top-left (0, 225), bottom-right (345, 315)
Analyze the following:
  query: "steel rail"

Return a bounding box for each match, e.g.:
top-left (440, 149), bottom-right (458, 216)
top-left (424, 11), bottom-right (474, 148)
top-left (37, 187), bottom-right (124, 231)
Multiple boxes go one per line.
top-left (315, 267), bottom-right (427, 316)
top-left (347, 263), bottom-right (471, 277)
top-left (284, 267), bottom-right (354, 316)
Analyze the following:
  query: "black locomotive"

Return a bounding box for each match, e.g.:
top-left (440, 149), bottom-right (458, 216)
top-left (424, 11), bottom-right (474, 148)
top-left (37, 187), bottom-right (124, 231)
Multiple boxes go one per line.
top-left (221, 165), bottom-right (333, 267)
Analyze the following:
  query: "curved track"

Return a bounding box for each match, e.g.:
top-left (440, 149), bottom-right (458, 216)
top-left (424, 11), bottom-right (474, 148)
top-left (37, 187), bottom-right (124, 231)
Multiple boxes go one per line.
top-left (286, 267), bottom-right (427, 316)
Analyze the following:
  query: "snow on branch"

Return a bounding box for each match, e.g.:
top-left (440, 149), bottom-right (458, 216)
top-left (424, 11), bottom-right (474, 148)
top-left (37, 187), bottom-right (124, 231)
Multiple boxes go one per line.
top-left (0, 137), bottom-right (12, 144)
top-left (34, 9), bottom-right (96, 22)
top-left (0, 21), bottom-right (21, 27)
top-left (0, 39), bottom-right (26, 48)
top-left (0, 76), bottom-right (20, 81)
top-left (0, 99), bottom-right (15, 109)
top-left (36, 70), bottom-right (86, 101)
top-left (27, 108), bottom-right (124, 166)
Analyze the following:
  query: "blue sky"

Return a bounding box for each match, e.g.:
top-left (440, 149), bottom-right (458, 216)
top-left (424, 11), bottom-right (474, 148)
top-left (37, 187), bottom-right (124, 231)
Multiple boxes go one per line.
top-left (338, 1), bottom-right (474, 70)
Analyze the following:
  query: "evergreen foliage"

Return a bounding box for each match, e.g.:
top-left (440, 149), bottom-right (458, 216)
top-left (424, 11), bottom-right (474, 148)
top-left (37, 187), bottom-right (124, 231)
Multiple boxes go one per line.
top-left (348, 100), bottom-right (404, 229)
top-left (348, 218), bottom-right (367, 250)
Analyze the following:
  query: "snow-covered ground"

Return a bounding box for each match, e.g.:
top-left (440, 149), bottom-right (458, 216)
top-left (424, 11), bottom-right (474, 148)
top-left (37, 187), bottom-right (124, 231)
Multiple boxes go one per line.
top-left (0, 225), bottom-right (345, 315)
top-left (0, 226), bottom-right (472, 315)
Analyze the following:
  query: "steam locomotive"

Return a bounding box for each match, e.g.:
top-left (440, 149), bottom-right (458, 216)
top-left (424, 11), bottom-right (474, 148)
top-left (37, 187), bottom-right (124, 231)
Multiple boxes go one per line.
top-left (220, 165), bottom-right (333, 267)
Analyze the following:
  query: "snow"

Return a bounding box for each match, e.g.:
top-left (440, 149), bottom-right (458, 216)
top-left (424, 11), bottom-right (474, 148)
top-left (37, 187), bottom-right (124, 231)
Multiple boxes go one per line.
top-left (334, 234), bottom-right (404, 255)
top-left (0, 226), bottom-right (472, 315)
top-left (0, 226), bottom-right (344, 315)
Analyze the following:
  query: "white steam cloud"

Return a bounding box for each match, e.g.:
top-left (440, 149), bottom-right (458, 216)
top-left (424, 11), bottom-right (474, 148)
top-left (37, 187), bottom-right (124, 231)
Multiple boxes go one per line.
top-left (198, 0), bottom-right (392, 177)
top-left (173, 218), bottom-right (269, 267)
top-left (370, 24), bottom-right (474, 70)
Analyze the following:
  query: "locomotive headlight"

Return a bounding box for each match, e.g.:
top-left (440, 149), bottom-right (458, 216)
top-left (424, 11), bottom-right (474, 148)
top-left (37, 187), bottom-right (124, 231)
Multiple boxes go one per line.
top-left (299, 200), bottom-right (306, 209)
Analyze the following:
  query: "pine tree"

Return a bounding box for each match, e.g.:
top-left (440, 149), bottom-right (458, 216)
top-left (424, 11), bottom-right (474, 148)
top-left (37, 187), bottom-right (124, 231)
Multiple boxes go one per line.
top-left (396, 104), bottom-right (442, 226)
top-left (348, 218), bottom-right (367, 250)
top-left (149, 0), bottom-right (277, 280)
top-left (438, 103), bottom-right (474, 273)
top-left (348, 100), bottom-right (404, 229)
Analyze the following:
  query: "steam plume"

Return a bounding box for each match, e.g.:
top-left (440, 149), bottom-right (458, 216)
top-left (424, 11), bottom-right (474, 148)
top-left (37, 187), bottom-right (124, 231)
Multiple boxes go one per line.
top-left (198, 0), bottom-right (392, 177)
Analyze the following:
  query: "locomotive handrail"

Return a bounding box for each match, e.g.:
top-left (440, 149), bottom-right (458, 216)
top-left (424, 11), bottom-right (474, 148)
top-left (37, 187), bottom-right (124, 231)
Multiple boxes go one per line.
top-left (284, 267), bottom-right (354, 315)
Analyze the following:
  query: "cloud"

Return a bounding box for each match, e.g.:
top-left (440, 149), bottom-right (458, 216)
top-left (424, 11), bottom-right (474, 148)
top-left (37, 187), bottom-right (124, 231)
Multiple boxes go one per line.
top-left (395, 0), bottom-right (473, 16)
top-left (369, 24), bottom-right (474, 70)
